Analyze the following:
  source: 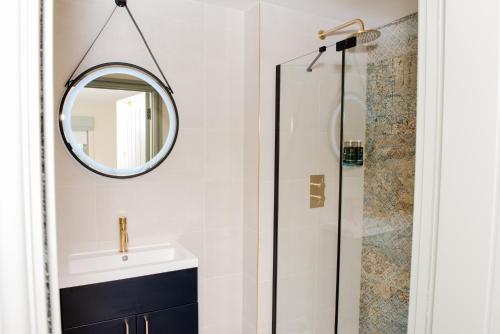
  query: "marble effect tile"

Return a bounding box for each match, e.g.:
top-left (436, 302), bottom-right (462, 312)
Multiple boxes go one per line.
top-left (367, 13), bottom-right (418, 64)
top-left (359, 14), bottom-right (418, 334)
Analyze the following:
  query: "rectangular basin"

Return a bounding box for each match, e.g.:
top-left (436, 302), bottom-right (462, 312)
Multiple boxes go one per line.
top-left (60, 242), bottom-right (198, 288)
top-left (69, 244), bottom-right (176, 274)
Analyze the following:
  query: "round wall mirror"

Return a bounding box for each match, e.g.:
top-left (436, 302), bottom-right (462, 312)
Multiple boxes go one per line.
top-left (59, 63), bottom-right (179, 178)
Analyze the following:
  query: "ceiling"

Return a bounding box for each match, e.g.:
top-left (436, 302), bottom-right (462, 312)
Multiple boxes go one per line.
top-left (200, 0), bottom-right (417, 27)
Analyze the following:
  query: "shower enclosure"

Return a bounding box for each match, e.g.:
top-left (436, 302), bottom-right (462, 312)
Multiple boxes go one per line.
top-left (272, 14), bottom-right (417, 334)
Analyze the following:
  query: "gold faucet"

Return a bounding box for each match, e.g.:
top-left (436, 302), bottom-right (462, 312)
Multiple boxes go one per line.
top-left (119, 216), bottom-right (129, 253)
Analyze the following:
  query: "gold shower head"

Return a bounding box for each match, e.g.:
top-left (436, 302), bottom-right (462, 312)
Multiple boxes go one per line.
top-left (318, 19), bottom-right (381, 45)
top-left (355, 29), bottom-right (381, 44)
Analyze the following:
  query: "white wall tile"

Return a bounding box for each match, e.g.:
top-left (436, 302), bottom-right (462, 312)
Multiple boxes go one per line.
top-left (203, 274), bottom-right (243, 332)
top-left (242, 4), bottom-right (260, 331)
top-left (205, 227), bottom-right (243, 278)
top-left (205, 130), bottom-right (243, 181)
top-left (56, 185), bottom-right (98, 255)
top-left (205, 180), bottom-right (243, 229)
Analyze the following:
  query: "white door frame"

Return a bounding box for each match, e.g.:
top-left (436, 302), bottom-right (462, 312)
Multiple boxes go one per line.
top-left (43, 0), bottom-right (63, 332)
top-left (409, 0), bottom-right (500, 333)
top-left (407, 0), bottom-right (445, 332)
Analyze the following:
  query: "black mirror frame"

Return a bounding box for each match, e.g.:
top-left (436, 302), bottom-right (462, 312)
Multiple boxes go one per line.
top-left (59, 62), bottom-right (179, 179)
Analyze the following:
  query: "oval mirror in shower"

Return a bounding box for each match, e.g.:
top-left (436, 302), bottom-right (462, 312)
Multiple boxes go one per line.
top-left (59, 63), bottom-right (179, 179)
top-left (329, 94), bottom-right (365, 160)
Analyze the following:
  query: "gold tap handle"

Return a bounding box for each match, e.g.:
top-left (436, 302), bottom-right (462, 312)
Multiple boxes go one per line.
top-left (119, 216), bottom-right (127, 227)
top-left (144, 315), bottom-right (149, 334)
top-left (125, 319), bottom-right (129, 334)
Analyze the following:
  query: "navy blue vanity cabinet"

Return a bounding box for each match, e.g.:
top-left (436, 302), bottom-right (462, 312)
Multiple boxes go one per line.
top-left (64, 317), bottom-right (136, 334)
top-left (137, 304), bottom-right (198, 334)
top-left (60, 268), bottom-right (198, 334)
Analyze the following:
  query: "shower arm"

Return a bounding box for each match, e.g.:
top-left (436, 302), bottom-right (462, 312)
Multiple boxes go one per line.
top-left (306, 46), bottom-right (327, 72)
top-left (318, 19), bottom-right (365, 40)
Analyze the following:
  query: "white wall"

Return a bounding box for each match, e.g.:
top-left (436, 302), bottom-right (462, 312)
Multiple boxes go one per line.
top-left (264, 0), bottom-right (417, 28)
top-left (242, 4), bottom-right (260, 334)
top-left (54, 1), bottom-right (245, 333)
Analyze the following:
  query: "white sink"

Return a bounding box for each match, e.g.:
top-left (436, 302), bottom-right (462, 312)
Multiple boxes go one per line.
top-left (69, 244), bottom-right (176, 274)
top-left (60, 242), bottom-right (198, 288)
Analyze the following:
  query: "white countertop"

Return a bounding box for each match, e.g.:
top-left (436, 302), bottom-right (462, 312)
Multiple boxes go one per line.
top-left (59, 242), bottom-right (198, 289)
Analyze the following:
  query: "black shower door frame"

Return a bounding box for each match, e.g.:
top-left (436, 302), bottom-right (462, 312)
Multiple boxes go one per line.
top-left (272, 36), bottom-right (358, 334)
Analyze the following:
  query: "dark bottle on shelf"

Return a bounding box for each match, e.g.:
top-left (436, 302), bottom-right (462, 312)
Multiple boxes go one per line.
top-left (343, 140), bottom-right (364, 166)
top-left (343, 141), bottom-right (356, 166)
top-left (355, 140), bottom-right (364, 166)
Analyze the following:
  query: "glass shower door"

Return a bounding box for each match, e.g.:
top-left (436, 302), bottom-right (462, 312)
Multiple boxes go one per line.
top-left (273, 48), bottom-right (343, 334)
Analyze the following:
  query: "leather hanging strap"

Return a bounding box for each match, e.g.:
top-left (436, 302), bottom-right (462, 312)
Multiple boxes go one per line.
top-left (65, 1), bottom-right (174, 95)
top-left (123, 5), bottom-right (174, 94)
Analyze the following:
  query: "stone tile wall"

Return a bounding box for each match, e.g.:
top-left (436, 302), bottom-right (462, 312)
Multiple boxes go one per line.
top-left (359, 13), bottom-right (418, 334)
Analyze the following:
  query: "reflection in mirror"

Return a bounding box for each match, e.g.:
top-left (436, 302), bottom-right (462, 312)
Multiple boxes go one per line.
top-left (71, 74), bottom-right (170, 169)
top-left (60, 65), bottom-right (178, 178)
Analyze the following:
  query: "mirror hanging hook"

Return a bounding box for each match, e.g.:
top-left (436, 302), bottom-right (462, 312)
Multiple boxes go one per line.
top-left (115, 0), bottom-right (127, 7)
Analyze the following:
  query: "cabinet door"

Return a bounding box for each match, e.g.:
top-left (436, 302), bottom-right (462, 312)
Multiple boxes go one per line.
top-left (60, 268), bottom-right (197, 329)
top-left (64, 316), bottom-right (136, 334)
top-left (137, 303), bottom-right (198, 334)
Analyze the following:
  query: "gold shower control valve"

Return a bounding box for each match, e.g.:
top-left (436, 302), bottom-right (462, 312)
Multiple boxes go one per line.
top-left (310, 175), bottom-right (326, 208)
